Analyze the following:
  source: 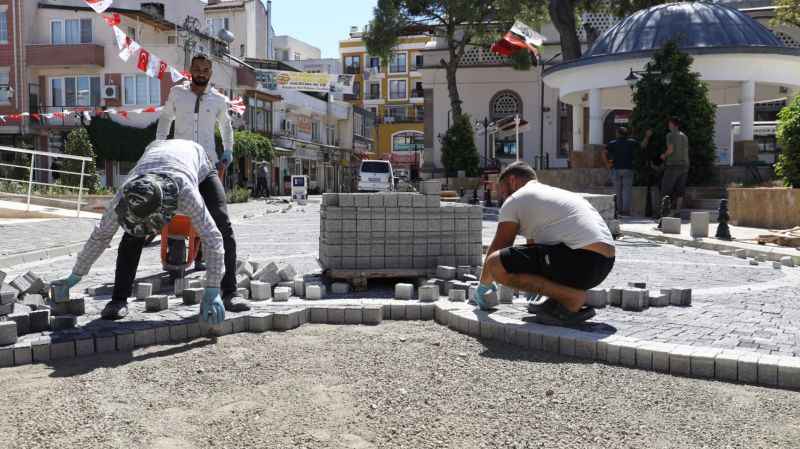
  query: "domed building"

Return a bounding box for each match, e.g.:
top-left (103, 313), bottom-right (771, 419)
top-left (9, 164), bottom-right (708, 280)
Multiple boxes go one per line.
top-left (544, 1), bottom-right (800, 166)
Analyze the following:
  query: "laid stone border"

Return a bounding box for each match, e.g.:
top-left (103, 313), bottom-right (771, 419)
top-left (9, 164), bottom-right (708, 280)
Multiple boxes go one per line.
top-left (1, 299), bottom-right (798, 391)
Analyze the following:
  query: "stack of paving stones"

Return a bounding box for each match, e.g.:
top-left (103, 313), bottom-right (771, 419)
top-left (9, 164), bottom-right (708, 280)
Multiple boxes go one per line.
top-left (585, 285), bottom-right (692, 311)
top-left (318, 191), bottom-right (483, 270)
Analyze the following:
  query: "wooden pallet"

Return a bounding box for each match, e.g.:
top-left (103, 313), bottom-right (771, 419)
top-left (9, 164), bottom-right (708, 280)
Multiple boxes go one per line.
top-left (324, 269), bottom-right (432, 291)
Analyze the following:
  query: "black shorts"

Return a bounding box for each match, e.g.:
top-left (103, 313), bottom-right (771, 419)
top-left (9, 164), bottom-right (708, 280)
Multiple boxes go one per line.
top-left (499, 243), bottom-right (615, 290)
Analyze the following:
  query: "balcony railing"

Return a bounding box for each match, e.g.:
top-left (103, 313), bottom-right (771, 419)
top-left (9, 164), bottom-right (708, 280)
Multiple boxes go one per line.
top-left (380, 109), bottom-right (424, 124)
top-left (411, 89), bottom-right (424, 99)
top-left (366, 93), bottom-right (382, 100)
top-left (344, 66), bottom-right (361, 75)
top-left (26, 43), bottom-right (105, 67)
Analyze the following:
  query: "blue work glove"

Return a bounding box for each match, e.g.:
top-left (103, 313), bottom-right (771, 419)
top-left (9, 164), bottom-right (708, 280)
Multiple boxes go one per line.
top-left (475, 282), bottom-right (497, 311)
top-left (200, 287), bottom-right (225, 325)
top-left (51, 274), bottom-right (82, 301)
top-left (220, 150), bottom-right (233, 168)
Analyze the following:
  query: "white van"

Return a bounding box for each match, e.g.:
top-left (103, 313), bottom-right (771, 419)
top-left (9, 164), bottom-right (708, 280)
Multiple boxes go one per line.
top-left (358, 160), bottom-right (395, 192)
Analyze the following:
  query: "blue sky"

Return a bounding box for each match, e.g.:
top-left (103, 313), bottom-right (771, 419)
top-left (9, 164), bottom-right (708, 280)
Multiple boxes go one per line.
top-left (270, 0), bottom-right (378, 58)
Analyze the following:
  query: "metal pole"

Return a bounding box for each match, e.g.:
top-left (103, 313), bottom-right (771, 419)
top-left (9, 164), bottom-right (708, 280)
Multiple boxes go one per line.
top-left (483, 117), bottom-right (488, 168)
top-left (539, 64), bottom-right (545, 168)
top-left (25, 154), bottom-right (34, 211)
top-left (515, 114), bottom-right (520, 162)
top-left (76, 160), bottom-right (86, 218)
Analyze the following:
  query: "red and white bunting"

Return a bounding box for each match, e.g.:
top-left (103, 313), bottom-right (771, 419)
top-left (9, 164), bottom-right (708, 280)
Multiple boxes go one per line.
top-left (136, 48), bottom-right (151, 73)
top-left (84, 0), bottom-right (112, 14)
top-left (144, 52), bottom-right (161, 77)
top-left (103, 13), bottom-right (121, 27)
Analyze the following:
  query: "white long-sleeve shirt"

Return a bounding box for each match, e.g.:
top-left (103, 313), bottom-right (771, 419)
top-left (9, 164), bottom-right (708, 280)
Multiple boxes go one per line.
top-left (72, 140), bottom-right (225, 287)
top-left (155, 82), bottom-right (234, 164)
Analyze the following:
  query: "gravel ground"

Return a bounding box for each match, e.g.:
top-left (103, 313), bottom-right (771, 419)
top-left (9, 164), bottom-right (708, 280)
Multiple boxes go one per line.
top-left (1, 322), bottom-right (799, 449)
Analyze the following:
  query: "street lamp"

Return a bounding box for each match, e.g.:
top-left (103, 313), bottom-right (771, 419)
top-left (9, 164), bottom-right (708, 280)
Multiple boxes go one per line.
top-left (539, 52), bottom-right (561, 170)
top-left (625, 67), bottom-right (668, 90)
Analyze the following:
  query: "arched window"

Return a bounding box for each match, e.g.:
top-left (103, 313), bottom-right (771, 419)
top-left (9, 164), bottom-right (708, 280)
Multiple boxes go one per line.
top-left (491, 90), bottom-right (522, 120)
top-left (392, 131), bottom-right (424, 152)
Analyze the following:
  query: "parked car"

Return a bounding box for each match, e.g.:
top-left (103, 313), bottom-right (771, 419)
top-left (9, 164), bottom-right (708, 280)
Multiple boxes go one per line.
top-left (357, 160), bottom-right (395, 192)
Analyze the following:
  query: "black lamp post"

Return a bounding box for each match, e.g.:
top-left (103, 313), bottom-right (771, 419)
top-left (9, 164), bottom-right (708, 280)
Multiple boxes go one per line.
top-left (538, 53), bottom-right (561, 170)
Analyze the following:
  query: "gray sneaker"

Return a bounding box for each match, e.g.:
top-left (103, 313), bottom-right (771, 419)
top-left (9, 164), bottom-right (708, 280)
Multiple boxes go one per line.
top-left (223, 293), bottom-right (251, 312)
top-left (101, 300), bottom-right (129, 320)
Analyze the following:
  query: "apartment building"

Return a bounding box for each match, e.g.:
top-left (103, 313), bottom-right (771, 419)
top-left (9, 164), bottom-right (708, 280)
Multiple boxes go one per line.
top-left (339, 26), bottom-right (427, 178)
top-left (205, 0), bottom-right (269, 60)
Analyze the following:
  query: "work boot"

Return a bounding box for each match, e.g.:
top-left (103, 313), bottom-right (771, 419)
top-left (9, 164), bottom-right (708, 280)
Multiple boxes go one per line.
top-left (223, 292), bottom-right (251, 312)
top-left (101, 299), bottom-right (129, 320)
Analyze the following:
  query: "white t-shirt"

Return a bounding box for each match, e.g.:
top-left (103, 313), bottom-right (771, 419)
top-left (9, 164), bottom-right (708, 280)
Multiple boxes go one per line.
top-left (498, 181), bottom-right (614, 249)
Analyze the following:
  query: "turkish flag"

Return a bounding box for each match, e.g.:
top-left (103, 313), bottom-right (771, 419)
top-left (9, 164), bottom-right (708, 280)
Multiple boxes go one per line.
top-left (137, 49), bottom-right (150, 72)
top-left (145, 53), bottom-right (161, 77)
top-left (103, 13), bottom-right (121, 27)
top-left (143, 106), bottom-right (158, 113)
top-left (158, 61), bottom-right (169, 80)
top-left (84, 0), bottom-right (112, 14)
top-left (490, 32), bottom-right (540, 60)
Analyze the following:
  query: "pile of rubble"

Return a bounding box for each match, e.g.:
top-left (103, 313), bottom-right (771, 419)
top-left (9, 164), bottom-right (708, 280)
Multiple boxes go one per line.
top-left (0, 270), bottom-right (84, 347)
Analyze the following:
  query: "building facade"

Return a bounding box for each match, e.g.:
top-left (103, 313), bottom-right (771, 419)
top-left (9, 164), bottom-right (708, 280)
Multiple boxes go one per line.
top-left (205, 0), bottom-right (269, 60)
top-left (339, 27), bottom-right (427, 178)
top-left (272, 34), bottom-right (320, 62)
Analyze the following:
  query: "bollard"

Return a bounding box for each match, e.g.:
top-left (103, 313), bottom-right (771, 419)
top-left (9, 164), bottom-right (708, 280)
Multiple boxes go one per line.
top-left (715, 199), bottom-right (732, 241)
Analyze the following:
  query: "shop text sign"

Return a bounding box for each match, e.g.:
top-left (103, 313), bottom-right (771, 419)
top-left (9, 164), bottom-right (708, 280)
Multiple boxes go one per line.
top-left (256, 70), bottom-right (354, 94)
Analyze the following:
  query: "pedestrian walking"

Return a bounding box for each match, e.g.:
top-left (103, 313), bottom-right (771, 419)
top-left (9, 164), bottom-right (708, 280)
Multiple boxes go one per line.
top-left (603, 127), bottom-right (652, 215)
top-left (659, 117), bottom-right (690, 215)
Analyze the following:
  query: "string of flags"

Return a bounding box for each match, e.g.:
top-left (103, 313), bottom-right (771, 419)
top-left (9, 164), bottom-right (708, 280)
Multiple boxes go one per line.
top-left (0, 106), bottom-right (162, 124)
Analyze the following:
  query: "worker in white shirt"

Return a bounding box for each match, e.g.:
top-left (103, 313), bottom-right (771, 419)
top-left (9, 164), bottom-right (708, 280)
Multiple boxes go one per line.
top-left (155, 54), bottom-right (249, 312)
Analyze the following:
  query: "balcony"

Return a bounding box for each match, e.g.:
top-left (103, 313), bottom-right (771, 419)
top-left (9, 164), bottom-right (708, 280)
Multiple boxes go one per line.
top-left (26, 44), bottom-right (105, 67)
top-left (411, 89), bottom-right (424, 99)
top-left (380, 108), bottom-right (424, 124)
top-left (344, 66), bottom-right (361, 75)
top-left (365, 93), bottom-right (382, 100)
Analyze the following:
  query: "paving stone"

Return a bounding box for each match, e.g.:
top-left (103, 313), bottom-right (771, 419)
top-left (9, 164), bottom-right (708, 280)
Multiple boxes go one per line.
top-left (777, 356), bottom-right (800, 389)
top-left (669, 345), bottom-right (695, 376)
top-left (95, 333), bottom-right (116, 354)
top-left (608, 288), bottom-right (623, 307)
top-left (405, 304), bottom-right (421, 321)
top-left (182, 288), bottom-right (203, 305)
top-left (362, 305), bottom-right (383, 325)
top-left (436, 265), bottom-right (456, 280)
top-left (418, 285), bottom-right (439, 302)
top-left (394, 283), bottom-right (414, 300)
top-left (690, 212), bottom-right (709, 238)
top-left (737, 352), bottom-right (760, 384)
top-left (650, 343), bottom-right (676, 373)
top-left (13, 342), bottom-right (32, 366)
top-left (0, 345), bottom-right (12, 367)
top-left (735, 249), bottom-right (748, 259)
top-left (50, 315), bottom-right (76, 331)
top-left (293, 278), bottom-right (305, 297)
top-left (185, 322), bottom-right (201, 340)
top-left (188, 279), bottom-right (204, 289)
top-left (621, 289), bottom-right (647, 311)
top-left (145, 295), bottom-right (169, 312)
top-left (331, 282), bottom-right (350, 294)
top-left (135, 283), bottom-right (153, 300)
top-left (68, 297), bottom-right (86, 316)
top-left (448, 289), bottom-right (466, 302)
top-left (248, 313), bottom-right (274, 332)
top-left (690, 347), bottom-right (720, 378)
top-left (714, 350), bottom-right (741, 381)
top-left (250, 281), bottom-right (271, 301)
top-left (327, 307), bottom-right (345, 324)
top-left (542, 332), bottom-right (560, 354)
top-left (114, 330), bottom-right (135, 351)
top-left (0, 321), bottom-right (17, 345)
top-left (305, 284), bottom-right (323, 300)
top-left (419, 303), bottom-right (434, 321)
top-left (749, 259), bottom-right (760, 266)
top-left (75, 336), bottom-right (95, 357)
top-left (51, 340), bottom-right (76, 360)
top-left (155, 325), bottom-right (171, 344)
top-left (0, 288), bottom-right (17, 305)
top-left (559, 332), bottom-right (577, 357)
top-left (309, 307), bottom-right (327, 323)
top-left (661, 217), bottom-right (681, 234)
top-left (649, 291), bottom-right (670, 307)
top-left (278, 264), bottom-right (297, 282)
top-left (780, 256), bottom-right (795, 267)
top-left (773, 261), bottom-right (782, 269)
top-left (635, 342), bottom-right (655, 370)
top-left (31, 338), bottom-right (51, 362)
top-left (11, 272), bottom-right (45, 296)
top-left (619, 340), bottom-right (642, 367)
top-left (231, 315), bottom-right (248, 333)
top-left (8, 310), bottom-right (29, 336)
top-left (134, 327), bottom-right (156, 347)
top-left (344, 307), bottom-right (362, 324)
top-left (273, 287), bottom-right (292, 302)
top-left (236, 287), bottom-right (250, 300)
top-left (498, 285), bottom-right (515, 304)
top-left (50, 282), bottom-right (70, 303)
top-left (585, 289), bottom-right (608, 308)
top-left (757, 354), bottom-right (780, 386)
top-left (390, 303), bottom-right (406, 320)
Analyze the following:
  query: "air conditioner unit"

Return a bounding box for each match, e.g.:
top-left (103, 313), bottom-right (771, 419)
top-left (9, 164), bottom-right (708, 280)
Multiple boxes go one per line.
top-left (102, 85), bottom-right (118, 99)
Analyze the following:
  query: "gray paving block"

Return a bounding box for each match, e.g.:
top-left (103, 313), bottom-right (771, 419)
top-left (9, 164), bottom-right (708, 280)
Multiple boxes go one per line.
top-left (8, 311), bottom-right (29, 336)
top-left (75, 337), bottom-right (95, 357)
top-left (155, 325), bottom-right (171, 344)
top-left (758, 354), bottom-right (780, 386)
top-left (95, 333), bottom-right (116, 354)
top-left (306, 284), bottom-right (323, 300)
top-left (619, 340), bottom-right (641, 367)
top-left (332, 282), bottom-right (350, 294)
top-left (51, 340), bottom-right (76, 360)
top-left (390, 303), bottom-right (406, 320)
top-left (418, 285), bottom-right (439, 302)
top-left (738, 352), bottom-right (760, 384)
top-left (542, 333), bottom-right (560, 354)
top-left (661, 217), bottom-right (681, 234)
top-left (50, 315), bottom-right (77, 331)
top-left (0, 346), bottom-right (12, 367)
top-left (608, 289), bottom-right (622, 307)
top-left (231, 315), bottom-right (247, 333)
top-left (621, 289), bottom-right (647, 312)
top-left (585, 289), bottom-right (608, 308)
top-left (559, 332), bottom-right (577, 357)
top-left (344, 307), bottom-right (362, 324)
top-left (327, 307), bottom-right (345, 324)
top-left (114, 330), bottom-right (135, 351)
top-left (183, 288), bottom-right (203, 305)
top-left (498, 285), bottom-right (515, 304)
top-left (31, 338), bottom-right (51, 362)
top-left (250, 281), bottom-right (271, 301)
top-left (650, 343), bottom-right (676, 373)
top-left (635, 343), bottom-right (654, 370)
top-left (135, 283), bottom-right (153, 300)
top-left (134, 327), bottom-right (156, 347)
top-left (248, 313), bottom-right (274, 332)
top-left (13, 342), bottom-right (32, 365)
top-left (405, 304), bottom-right (421, 321)
top-left (145, 295), bottom-right (169, 312)
top-left (690, 347), bottom-right (720, 378)
top-left (394, 283), bottom-right (414, 300)
top-left (309, 307), bottom-right (327, 323)
top-left (419, 303), bottom-right (435, 321)
top-left (714, 350), bottom-right (740, 382)
top-left (669, 345), bottom-right (694, 376)
top-left (273, 287), bottom-right (292, 302)
top-left (777, 356), bottom-right (800, 389)
top-left (448, 289), bottom-right (466, 302)
top-left (278, 264), bottom-right (297, 282)
top-left (293, 278), bottom-right (305, 298)
top-left (68, 297), bottom-right (86, 316)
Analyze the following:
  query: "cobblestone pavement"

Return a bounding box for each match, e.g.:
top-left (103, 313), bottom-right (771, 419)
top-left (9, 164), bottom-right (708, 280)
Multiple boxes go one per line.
top-left (0, 218), bottom-right (98, 257)
top-left (5, 197), bottom-right (800, 357)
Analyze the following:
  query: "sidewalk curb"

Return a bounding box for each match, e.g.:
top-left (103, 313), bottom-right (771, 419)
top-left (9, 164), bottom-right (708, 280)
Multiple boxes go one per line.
top-left (622, 230), bottom-right (800, 264)
top-left (1, 298), bottom-right (798, 391)
top-left (0, 237), bottom-right (123, 270)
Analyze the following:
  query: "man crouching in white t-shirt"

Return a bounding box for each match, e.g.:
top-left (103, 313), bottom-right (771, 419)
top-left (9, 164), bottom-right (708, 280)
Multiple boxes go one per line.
top-left (477, 162), bottom-right (616, 325)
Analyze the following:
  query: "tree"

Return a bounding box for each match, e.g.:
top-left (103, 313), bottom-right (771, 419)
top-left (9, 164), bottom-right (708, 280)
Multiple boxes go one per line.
top-left (63, 127), bottom-right (100, 194)
top-left (628, 41), bottom-right (716, 186)
top-left (773, 0), bottom-right (800, 28)
top-left (365, 0), bottom-right (528, 118)
top-left (440, 114), bottom-right (480, 177)
top-left (775, 94), bottom-right (800, 187)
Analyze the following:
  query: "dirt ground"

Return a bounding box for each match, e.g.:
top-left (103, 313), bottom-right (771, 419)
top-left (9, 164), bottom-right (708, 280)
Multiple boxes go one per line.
top-left (1, 321), bottom-right (799, 449)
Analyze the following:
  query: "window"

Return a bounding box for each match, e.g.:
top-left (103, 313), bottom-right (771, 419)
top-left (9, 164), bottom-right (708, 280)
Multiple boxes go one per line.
top-left (311, 121), bottom-right (320, 142)
top-left (368, 82), bottom-right (380, 100)
top-left (0, 71), bottom-right (9, 103)
top-left (414, 54), bottom-right (424, 70)
top-left (51, 19), bottom-right (92, 44)
top-left (51, 76), bottom-right (100, 106)
top-left (293, 52), bottom-right (301, 61)
top-left (388, 79), bottom-right (407, 100)
top-left (389, 53), bottom-right (407, 73)
top-left (413, 82), bottom-right (423, 98)
top-left (168, 35), bottom-right (177, 45)
top-left (207, 17), bottom-right (230, 36)
top-left (326, 125), bottom-right (336, 145)
top-left (491, 91), bottom-right (523, 158)
top-left (392, 132), bottom-right (424, 152)
top-left (367, 56), bottom-right (381, 72)
top-left (122, 75), bottom-right (161, 105)
top-left (127, 26), bottom-right (136, 42)
top-left (0, 11), bottom-right (7, 43)
top-left (344, 55), bottom-right (361, 74)
top-left (247, 98), bottom-right (272, 134)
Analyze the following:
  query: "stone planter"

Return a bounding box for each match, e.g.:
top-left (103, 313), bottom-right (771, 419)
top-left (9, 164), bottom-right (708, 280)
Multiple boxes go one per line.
top-left (728, 187), bottom-right (800, 229)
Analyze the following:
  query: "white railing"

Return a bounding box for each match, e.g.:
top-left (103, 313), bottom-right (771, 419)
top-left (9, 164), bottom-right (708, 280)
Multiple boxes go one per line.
top-left (0, 145), bottom-right (92, 217)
